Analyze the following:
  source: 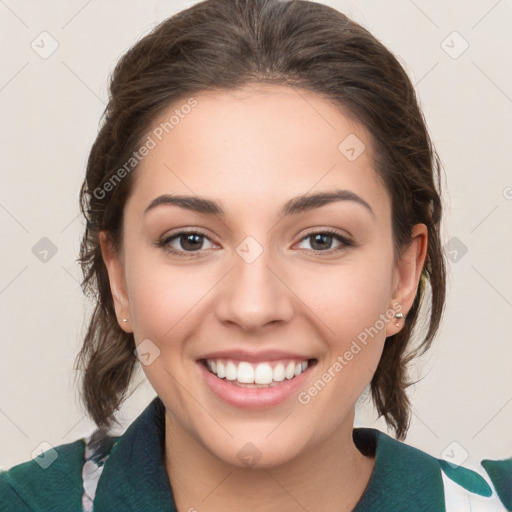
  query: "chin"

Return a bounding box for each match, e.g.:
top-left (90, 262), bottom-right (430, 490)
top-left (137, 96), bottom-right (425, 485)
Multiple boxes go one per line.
top-left (208, 433), bottom-right (307, 470)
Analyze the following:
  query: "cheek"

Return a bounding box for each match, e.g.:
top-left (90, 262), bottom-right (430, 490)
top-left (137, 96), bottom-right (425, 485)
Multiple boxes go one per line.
top-left (295, 263), bottom-right (393, 417)
top-left (297, 252), bottom-right (394, 397)
top-left (128, 264), bottom-right (212, 342)
top-left (124, 259), bottom-right (214, 408)
top-left (122, 237), bottom-right (214, 342)
top-left (293, 254), bottom-right (394, 333)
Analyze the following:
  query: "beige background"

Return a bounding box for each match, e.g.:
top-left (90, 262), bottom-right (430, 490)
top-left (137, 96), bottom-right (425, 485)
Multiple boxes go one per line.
top-left (1, 0), bottom-right (511, 471)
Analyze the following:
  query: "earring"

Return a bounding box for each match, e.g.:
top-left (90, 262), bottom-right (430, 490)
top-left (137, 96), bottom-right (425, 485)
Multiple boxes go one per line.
top-left (395, 312), bottom-right (404, 327)
top-left (122, 318), bottom-right (128, 323)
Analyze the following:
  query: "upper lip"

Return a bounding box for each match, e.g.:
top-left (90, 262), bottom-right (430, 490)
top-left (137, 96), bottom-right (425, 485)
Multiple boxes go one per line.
top-left (198, 349), bottom-right (315, 363)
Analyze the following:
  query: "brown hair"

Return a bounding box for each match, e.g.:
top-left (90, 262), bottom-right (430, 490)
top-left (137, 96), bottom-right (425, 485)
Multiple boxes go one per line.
top-left (76, 0), bottom-right (446, 440)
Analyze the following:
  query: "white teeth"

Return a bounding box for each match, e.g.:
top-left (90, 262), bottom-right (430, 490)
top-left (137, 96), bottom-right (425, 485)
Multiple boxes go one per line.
top-left (225, 361), bottom-right (237, 380)
top-left (216, 361), bottom-right (225, 378)
top-left (273, 363), bottom-right (285, 382)
top-left (237, 362), bottom-right (254, 383)
top-left (205, 358), bottom-right (312, 384)
top-left (285, 362), bottom-right (295, 379)
top-left (254, 363), bottom-right (273, 384)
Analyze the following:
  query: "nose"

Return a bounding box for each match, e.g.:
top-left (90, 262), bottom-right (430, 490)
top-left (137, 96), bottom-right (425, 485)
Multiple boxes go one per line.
top-left (214, 243), bottom-right (294, 332)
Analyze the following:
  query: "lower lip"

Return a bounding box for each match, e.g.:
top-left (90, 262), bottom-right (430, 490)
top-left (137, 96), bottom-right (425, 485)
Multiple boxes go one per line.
top-left (198, 361), bottom-right (315, 409)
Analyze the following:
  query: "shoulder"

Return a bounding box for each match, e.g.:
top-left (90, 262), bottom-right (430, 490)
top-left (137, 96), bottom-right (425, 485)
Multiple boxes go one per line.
top-left (379, 429), bottom-right (512, 511)
top-left (355, 428), bottom-right (512, 511)
top-left (438, 456), bottom-right (511, 511)
top-left (479, 457), bottom-right (512, 511)
top-left (0, 439), bottom-right (85, 512)
top-left (0, 399), bottom-right (164, 512)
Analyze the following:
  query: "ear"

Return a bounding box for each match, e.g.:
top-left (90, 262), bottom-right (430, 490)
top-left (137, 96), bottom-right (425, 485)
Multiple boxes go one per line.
top-left (99, 231), bottom-right (132, 333)
top-left (386, 223), bottom-right (428, 337)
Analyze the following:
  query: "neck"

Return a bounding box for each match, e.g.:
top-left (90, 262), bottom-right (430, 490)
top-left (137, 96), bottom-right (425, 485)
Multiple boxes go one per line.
top-left (164, 410), bottom-right (375, 512)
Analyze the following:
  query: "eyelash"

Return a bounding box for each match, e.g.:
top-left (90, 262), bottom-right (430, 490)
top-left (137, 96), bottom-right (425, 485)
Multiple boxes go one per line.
top-left (156, 228), bottom-right (354, 258)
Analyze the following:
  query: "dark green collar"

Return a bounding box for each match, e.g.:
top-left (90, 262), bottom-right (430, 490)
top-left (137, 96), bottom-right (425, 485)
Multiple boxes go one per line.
top-left (94, 397), bottom-right (176, 511)
top-left (481, 457), bottom-right (512, 510)
top-left (94, 396), bottom-right (447, 512)
top-left (352, 426), bottom-right (445, 510)
top-left (1, 440), bottom-right (85, 512)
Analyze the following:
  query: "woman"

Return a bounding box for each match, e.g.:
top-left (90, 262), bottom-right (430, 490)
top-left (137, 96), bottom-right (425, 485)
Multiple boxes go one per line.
top-left (1, 0), bottom-right (510, 510)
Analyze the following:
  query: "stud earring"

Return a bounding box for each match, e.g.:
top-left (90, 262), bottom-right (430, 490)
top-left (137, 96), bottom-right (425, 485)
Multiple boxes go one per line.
top-left (395, 312), bottom-right (404, 327)
top-left (122, 318), bottom-right (128, 323)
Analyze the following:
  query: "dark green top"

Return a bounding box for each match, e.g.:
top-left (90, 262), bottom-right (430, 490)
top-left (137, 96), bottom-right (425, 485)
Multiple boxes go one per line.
top-left (1, 396), bottom-right (510, 511)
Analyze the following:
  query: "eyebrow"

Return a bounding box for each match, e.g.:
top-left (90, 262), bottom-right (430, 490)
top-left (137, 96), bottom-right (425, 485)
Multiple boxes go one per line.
top-left (143, 189), bottom-right (375, 218)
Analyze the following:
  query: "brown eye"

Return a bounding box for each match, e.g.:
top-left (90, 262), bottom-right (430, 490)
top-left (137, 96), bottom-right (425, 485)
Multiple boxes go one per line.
top-left (158, 230), bottom-right (215, 257)
top-left (297, 230), bottom-right (353, 253)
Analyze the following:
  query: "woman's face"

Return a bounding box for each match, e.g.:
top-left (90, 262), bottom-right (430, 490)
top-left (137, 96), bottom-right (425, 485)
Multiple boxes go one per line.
top-left (101, 84), bottom-right (426, 468)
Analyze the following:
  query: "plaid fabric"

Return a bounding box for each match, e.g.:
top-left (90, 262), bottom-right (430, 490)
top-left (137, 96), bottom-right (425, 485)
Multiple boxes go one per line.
top-left (81, 429), bottom-right (117, 512)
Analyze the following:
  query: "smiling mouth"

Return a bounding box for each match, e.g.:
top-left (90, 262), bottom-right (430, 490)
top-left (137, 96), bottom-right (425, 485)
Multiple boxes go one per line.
top-left (200, 358), bottom-right (318, 388)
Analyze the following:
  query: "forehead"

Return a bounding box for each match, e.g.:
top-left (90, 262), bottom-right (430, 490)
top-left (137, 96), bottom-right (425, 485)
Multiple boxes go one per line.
top-left (127, 84), bottom-right (390, 219)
